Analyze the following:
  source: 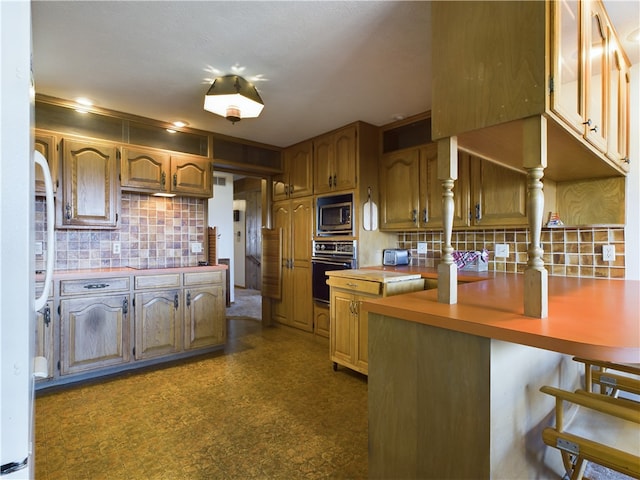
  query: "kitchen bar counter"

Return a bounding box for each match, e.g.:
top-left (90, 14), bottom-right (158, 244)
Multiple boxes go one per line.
top-left (362, 272), bottom-right (639, 362)
top-left (363, 271), bottom-right (639, 478)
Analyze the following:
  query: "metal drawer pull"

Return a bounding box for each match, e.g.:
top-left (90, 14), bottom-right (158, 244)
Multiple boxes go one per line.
top-left (83, 283), bottom-right (110, 289)
top-left (346, 282), bottom-right (358, 287)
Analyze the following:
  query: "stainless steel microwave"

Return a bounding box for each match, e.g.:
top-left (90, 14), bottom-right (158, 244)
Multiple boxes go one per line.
top-left (318, 201), bottom-right (352, 235)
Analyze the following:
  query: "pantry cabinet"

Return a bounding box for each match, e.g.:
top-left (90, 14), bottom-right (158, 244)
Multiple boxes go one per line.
top-left (34, 131), bottom-right (58, 194)
top-left (183, 271), bottom-right (226, 349)
top-left (313, 124), bottom-right (357, 194)
top-left (121, 146), bottom-right (212, 198)
top-left (58, 137), bottom-right (119, 229)
top-left (273, 140), bottom-right (313, 201)
top-left (326, 270), bottom-right (424, 375)
top-left (272, 197), bottom-right (313, 332)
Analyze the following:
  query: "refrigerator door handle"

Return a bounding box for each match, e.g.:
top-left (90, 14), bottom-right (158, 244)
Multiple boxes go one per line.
top-left (1, 457), bottom-right (28, 475)
top-left (34, 150), bottom-right (54, 312)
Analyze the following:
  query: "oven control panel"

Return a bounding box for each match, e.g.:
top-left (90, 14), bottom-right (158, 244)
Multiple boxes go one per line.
top-left (313, 240), bottom-right (356, 257)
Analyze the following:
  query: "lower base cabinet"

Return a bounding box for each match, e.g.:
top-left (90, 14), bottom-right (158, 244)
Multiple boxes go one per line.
top-left (184, 283), bottom-right (226, 349)
top-left (327, 271), bottom-right (425, 376)
top-left (60, 293), bottom-right (131, 375)
top-left (134, 289), bottom-right (182, 359)
top-left (314, 302), bottom-right (330, 338)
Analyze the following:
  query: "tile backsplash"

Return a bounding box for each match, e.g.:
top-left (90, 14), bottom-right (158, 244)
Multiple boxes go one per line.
top-left (36, 193), bottom-right (207, 271)
top-left (396, 227), bottom-right (625, 279)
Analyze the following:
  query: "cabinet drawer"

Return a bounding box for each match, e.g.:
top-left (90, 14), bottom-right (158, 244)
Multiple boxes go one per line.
top-left (184, 270), bottom-right (224, 286)
top-left (328, 277), bottom-right (381, 295)
top-left (135, 273), bottom-right (181, 290)
top-left (60, 277), bottom-right (130, 296)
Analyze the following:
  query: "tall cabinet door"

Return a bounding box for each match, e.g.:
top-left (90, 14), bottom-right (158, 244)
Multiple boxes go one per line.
top-left (290, 197), bottom-right (313, 332)
top-left (271, 201), bottom-right (291, 325)
top-left (60, 138), bottom-right (119, 228)
top-left (379, 149), bottom-right (420, 230)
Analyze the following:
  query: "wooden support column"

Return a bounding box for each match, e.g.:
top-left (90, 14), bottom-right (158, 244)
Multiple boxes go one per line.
top-left (437, 136), bottom-right (458, 304)
top-left (523, 116), bottom-right (548, 318)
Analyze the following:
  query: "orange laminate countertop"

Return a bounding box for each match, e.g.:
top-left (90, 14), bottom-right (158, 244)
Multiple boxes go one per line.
top-left (361, 272), bottom-right (640, 363)
top-left (362, 265), bottom-right (492, 283)
top-left (36, 264), bottom-right (227, 281)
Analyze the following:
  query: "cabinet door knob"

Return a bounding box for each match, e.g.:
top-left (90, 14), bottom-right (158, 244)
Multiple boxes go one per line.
top-left (161, 171), bottom-right (166, 189)
top-left (174, 293), bottom-right (179, 310)
top-left (475, 204), bottom-right (482, 221)
top-left (411, 209), bottom-right (417, 223)
top-left (173, 173), bottom-right (177, 188)
top-left (333, 174), bottom-right (337, 187)
top-left (43, 305), bottom-right (51, 326)
top-left (329, 176), bottom-right (333, 187)
top-left (590, 125), bottom-right (598, 133)
top-left (422, 208), bottom-right (428, 223)
top-left (582, 118), bottom-right (592, 127)
top-left (186, 291), bottom-right (191, 307)
top-left (122, 298), bottom-right (128, 315)
top-left (65, 203), bottom-right (72, 220)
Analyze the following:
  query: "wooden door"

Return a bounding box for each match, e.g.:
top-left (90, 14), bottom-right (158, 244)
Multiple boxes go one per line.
top-left (313, 133), bottom-right (334, 194)
top-left (34, 132), bottom-right (58, 194)
top-left (184, 285), bottom-right (225, 350)
top-left (330, 290), bottom-right (354, 367)
top-left (170, 154), bottom-right (212, 197)
top-left (134, 290), bottom-right (182, 359)
top-left (333, 125), bottom-right (357, 192)
top-left (121, 146), bottom-right (170, 193)
top-left (379, 149), bottom-right (420, 230)
top-left (60, 294), bottom-right (130, 375)
top-left (287, 140), bottom-right (313, 198)
top-left (471, 158), bottom-right (527, 227)
top-left (61, 138), bottom-right (118, 228)
top-left (244, 190), bottom-right (262, 290)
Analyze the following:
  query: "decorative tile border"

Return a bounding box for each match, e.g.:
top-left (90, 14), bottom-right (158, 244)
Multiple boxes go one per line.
top-left (35, 193), bottom-right (207, 271)
top-left (395, 227), bottom-right (625, 279)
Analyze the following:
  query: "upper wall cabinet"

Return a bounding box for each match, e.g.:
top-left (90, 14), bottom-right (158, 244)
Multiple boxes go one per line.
top-left (34, 130), bottom-right (59, 195)
top-left (313, 125), bottom-right (357, 194)
top-left (431, 0), bottom-right (631, 181)
top-left (121, 146), bottom-right (213, 198)
top-left (273, 140), bottom-right (313, 201)
top-left (58, 137), bottom-right (119, 229)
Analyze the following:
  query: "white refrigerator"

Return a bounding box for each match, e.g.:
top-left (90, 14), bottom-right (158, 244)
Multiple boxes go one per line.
top-left (1, 1), bottom-right (40, 478)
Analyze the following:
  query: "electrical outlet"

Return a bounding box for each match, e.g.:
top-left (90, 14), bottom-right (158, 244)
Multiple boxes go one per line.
top-left (112, 242), bottom-right (121, 255)
top-left (495, 243), bottom-right (509, 258)
top-left (417, 242), bottom-right (427, 254)
top-left (35, 242), bottom-right (43, 255)
top-left (191, 242), bottom-right (202, 253)
top-left (602, 244), bottom-right (616, 262)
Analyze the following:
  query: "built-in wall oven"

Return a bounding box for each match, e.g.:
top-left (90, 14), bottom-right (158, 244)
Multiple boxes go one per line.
top-left (311, 240), bottom-right (357, 305)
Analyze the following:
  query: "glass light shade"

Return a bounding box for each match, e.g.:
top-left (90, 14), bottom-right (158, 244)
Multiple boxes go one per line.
top-left (204, 75), bottom-right (264, 122)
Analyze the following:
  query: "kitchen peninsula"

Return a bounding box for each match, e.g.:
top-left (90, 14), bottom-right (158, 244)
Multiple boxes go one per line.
top-left (362, 273), bottom-right (639, 479)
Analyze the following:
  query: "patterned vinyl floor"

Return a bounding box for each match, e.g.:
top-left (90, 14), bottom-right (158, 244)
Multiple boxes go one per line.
top-left (35, 318), bottom-right (368, 480)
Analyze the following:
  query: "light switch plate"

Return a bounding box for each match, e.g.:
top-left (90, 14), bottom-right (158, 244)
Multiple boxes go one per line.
top-left (35, 242), bottom-right (43, 256)
top-left (417, 242), bottom-right (427, 254)
top-left (112, 242), bottom-right (121, 255)
top-left (191, 242), bottom-right (203, 253)
top-left (495, 243), bottom-right (509, 258)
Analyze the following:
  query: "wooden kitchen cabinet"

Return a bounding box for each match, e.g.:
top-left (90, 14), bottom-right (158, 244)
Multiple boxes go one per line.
top-left (380, 144), bottom-right (469, 231)
top-left (60, 292), bottom-right (131, 375)
top-left (183, 271), bottom-right (226, 350)
top-left (272, 197), bottom-right (313, 332)
top-left (34, 130), bottom-right (58, 194)
top-left (273, 140), bottom-right (313, 201)
top-left (327, 270), bottom-right (424, 375)
top-left (313, 303), bottom-right (330, 338)
top-left (170, 153), bottom-right (213, 197)
top-left (313, 124), bottom-right (357, 194)
top-left (58, 137), bottom-right (119, 229)
top-left (432, 0), bottom-right (630, 180)
top-left (133, 273), bottom-right (182, 359)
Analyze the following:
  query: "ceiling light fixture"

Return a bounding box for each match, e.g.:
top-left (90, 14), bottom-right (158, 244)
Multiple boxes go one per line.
top-left (203, 74), bottom-right (264, 124)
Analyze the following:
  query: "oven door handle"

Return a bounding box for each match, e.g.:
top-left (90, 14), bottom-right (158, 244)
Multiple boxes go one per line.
top-left (312, 258), bottom-right (353, 268)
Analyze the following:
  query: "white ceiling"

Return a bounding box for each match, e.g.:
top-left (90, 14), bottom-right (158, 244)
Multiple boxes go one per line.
top-left (31, 1), bottom-right (639, 149)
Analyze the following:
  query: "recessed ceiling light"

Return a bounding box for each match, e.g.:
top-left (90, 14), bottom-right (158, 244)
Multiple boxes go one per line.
top-left (172, 121), bottom-right (188, 128)
top-left (74, 97), bottom-right (93, 113)
top-left (628, 27), bottom-right (640, 43)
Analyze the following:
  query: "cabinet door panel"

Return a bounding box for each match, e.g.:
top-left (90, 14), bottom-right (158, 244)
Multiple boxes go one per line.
top-left (331, 292), bottom-right (354, 365)
top-left (290, 264), bottom-right (313, 332)
top-left (380, 149), bottom-right (420, 230)
top-left (584, 4), bottom-right (607, 152)
top-left (313, 134), bottom-right (333, 194)
top-left (353, 295), bottom-right (369, 372)
top-left (314, 303), bottom-right (330, 338)
top-left (61, 139), bottom-right (118, 228)
top-left (121, 147), bottom-right (170, 193)
top-left (287, 141), bottom-right (313, 198)
top-left (472, 159), bottom-right (527, 226)
top-left (170, 155), bottom-right (212, 197)
top-left (61, 295), bottom-right (130, 375)
top-left (291, 198), bottom-right (312, 265)
top-left (184, 285), bottom-right (225, 349)
top-left (135, 290), bottom-right (182, 359)
top-left (35, 132), bottom-right (58, 194)
top-left (333, 126), bottom-right (357, 191)
top-left (35, 301), bottom-right (54, 380)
